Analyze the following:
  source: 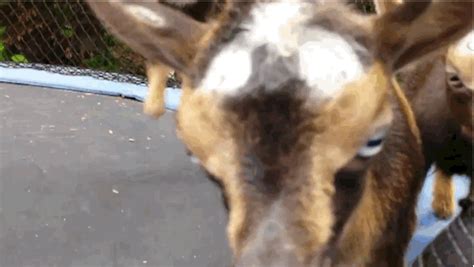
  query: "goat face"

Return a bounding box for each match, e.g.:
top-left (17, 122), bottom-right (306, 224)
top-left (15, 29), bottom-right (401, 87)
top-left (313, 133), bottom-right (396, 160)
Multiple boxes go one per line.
top-left (446, 31), bottom-right (474, 141)
top-left (88, 1), bottom-right (472, 266)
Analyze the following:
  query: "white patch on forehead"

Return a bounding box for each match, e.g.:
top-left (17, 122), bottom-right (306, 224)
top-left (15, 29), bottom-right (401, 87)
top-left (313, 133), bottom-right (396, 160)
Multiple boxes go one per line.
top-left (454, 30), bottom-right (474, 55)
top-left (199, 3), bottom-right (365, 101)
top-left (246, 2), bottom-right (304, 56)
top-left (199, 2), bottom-right (304, 95)
top-left (123, 4), bottom-right (166, 27)
top-left (298, 29), bottom-right (364, 99)
top-left (199, 48), bottom-right (252, 93)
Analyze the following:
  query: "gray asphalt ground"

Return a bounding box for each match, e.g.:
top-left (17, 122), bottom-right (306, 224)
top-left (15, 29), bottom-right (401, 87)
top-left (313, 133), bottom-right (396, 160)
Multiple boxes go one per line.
top-left (0, 83), bottom-right (231, 267)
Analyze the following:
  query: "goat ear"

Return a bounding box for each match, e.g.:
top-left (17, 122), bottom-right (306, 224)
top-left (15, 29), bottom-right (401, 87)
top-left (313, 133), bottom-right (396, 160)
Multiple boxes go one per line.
top-left (86, 0), bottom-right (207, 74)
top-left (373, 0), bottom-right (403, 14)
top-left (375, 0), bottom-right (473, 72)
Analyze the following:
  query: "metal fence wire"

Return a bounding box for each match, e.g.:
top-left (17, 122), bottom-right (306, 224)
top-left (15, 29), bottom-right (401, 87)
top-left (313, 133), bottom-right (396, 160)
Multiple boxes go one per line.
top-left (0, 1), bottom-right (375, 86)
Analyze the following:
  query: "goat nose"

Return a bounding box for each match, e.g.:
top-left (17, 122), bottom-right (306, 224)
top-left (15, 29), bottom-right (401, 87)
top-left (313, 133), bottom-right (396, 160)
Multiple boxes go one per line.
top-left (235, 236), bottom-right (302, 267)
top-left (235, 253), bottom-right (303, 267)
top-left (262, 220), bottom-right (282, 241)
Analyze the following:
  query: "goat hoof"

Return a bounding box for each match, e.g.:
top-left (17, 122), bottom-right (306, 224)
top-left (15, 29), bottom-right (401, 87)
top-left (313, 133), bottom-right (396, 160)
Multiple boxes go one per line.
top-left (432, 198), bottom-right (455, 219)
top-left (143, 101), bottom-right (165, 118)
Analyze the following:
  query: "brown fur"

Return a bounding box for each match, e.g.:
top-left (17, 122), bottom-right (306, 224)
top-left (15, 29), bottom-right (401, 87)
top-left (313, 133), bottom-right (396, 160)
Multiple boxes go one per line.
top-left (177, 61), bottom-right (398, 266)
top-left (375, 0), bottom-right (473, 220)
top-left (373, 0), bottom-right (403, 15)
top-left (332, 72), bottom-right (423, 266)
top-left (375, 0), bottom-right (473, 71)
top-left (144, 1), bottom-right (225, 118)
top-left (143, 63), bottom-right (170, 117)
top-left (399, 39), bottom-right (473, 219)
top-left (88, 1), bottom-right (473, 265)
top-left (446, 39), bottom-right (474, 136)
top-left (432, 169), bottom-right (455, 218)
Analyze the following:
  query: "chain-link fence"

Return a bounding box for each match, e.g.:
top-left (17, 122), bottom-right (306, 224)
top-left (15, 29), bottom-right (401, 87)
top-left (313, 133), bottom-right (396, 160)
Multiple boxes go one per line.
top-left (1, 1), bottom-right (146, 73)
top-left (0, 1), bottom-right (375, 86)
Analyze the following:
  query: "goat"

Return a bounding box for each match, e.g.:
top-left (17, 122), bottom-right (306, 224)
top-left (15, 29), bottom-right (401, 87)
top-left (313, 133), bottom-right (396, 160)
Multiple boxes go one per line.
top-left (87, 1), bottom-right (472, 266)
top-left (142, 1), bottom-right (224, 118)
top-left (374, 0), bottom-right (473, 219)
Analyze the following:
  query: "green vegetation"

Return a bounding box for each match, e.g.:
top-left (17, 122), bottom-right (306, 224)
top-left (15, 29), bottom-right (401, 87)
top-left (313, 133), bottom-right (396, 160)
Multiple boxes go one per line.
top-left (0, 2), bottom-right (144, 75)
top-left (84, 53), bottom-right (119, 72)
top-left (0, 25), bottom-right (28, 63)
top-left (61, 25), bottom-right (74, 39)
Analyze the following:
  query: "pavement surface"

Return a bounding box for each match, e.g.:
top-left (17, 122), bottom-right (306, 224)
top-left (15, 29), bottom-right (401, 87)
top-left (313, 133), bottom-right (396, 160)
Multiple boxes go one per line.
top-left (0, 83), bottom-right (231, 267)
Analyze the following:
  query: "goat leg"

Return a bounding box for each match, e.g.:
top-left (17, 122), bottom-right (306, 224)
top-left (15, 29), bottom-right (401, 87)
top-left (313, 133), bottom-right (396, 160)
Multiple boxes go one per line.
top-left (432, 167), bottom-right (455, 219)
top-left (144, 63), bottom-right (170, 118)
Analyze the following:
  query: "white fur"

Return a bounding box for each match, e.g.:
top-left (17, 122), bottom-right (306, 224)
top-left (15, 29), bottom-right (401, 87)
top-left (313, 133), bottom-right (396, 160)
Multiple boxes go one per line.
top-left (199, 47), bottom-right (253, 94)
top-left (199, 2), bottom-right (304, 95)
top-left (454, 30), bottom-right (474, 55)
top-left (199, 3), bottom-right (365, 101)
top-left (298, 28), bottom-right (365, 99)
top-left (124, 4), bottom-right (166, 27)
top-left (245, 2), bottom-right (304, 56)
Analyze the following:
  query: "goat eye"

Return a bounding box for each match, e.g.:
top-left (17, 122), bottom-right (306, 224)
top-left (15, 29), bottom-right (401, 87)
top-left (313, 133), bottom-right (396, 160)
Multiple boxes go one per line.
top-left (356, 131), bottom-right (386, 158)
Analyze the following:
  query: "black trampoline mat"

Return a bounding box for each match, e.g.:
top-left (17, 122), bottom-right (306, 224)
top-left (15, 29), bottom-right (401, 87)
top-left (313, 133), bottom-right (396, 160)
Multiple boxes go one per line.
top-left (0, 83), bottom-right (231, 267)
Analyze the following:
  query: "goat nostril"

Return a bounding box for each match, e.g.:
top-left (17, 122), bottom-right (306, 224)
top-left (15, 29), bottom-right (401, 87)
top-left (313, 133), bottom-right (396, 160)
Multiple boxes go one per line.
top-left (448, 75), bottom-right (466, 90)
top-left (449, 75), bottom-right (460, 82)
